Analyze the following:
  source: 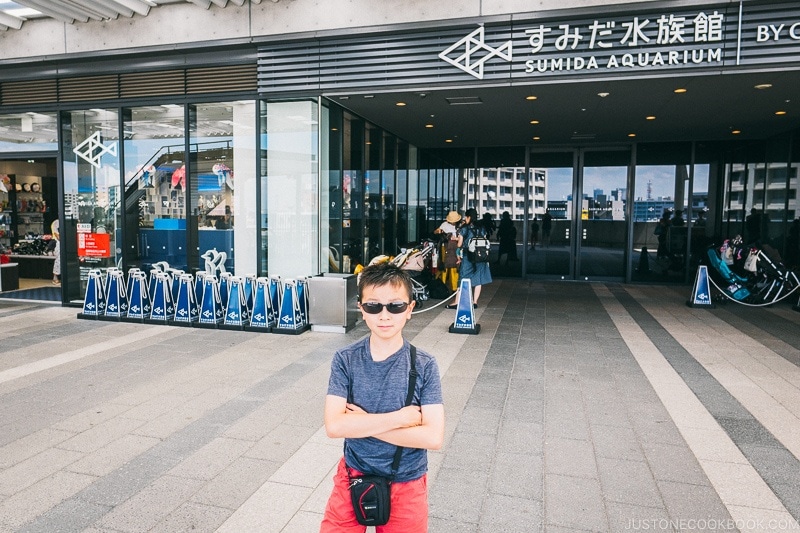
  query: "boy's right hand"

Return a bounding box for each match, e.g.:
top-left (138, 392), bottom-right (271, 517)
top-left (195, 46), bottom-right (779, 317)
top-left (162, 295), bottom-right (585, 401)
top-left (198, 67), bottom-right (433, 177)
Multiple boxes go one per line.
top-left (397, 405), bottom-right (422, 427)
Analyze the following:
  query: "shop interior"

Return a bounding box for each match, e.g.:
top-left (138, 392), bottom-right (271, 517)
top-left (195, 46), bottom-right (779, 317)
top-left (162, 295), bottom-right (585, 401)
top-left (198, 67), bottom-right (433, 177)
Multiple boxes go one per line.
top-left (0, 158), bottom-right (59, 296)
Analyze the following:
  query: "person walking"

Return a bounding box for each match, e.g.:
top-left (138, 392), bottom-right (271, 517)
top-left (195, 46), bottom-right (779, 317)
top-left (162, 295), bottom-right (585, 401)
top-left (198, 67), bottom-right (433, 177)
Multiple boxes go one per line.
top-left (447, 208), bottom-right (492, 309)
top-left (433, 210), bottom-right (461, 292)
top-left (496, 211), bottom-right (517, 263)
top-left (530, 216), bottom-right (540, 250)
top-left (541, 209), bottom-right (553, 247)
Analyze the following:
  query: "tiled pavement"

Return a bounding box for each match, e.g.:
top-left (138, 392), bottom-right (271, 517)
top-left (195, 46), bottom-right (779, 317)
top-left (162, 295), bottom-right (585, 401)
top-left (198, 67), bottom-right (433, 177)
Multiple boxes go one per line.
top-left (2, 280), bottom-right (800, 532)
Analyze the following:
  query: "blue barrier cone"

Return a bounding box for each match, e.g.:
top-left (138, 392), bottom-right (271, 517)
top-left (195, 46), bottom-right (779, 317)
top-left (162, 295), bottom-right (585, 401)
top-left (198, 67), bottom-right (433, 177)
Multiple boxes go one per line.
top-left (687, 265), bottom-right (715, 308)
top-left (244, 274), bottom-right (257, 313)
top-left (126, 268), bottom-right (143, 300)
top-left (247, 277), bottom-right (274, 331)
top-left (78, 269), bottom-right (106, 319)
top-left (221, 276), bottom-right (249, 330)
top-left (296, 277), bottom-right (309, 326)
top-left (274, 279), bottom-right (310, 334)
top-left (169, 269), bottom-right (184, 303)
top-left (148, 269), bottom-right (160, 302)
top-left (126, 270), bottom-right (151, 322)
top-left (268, 276), bottom-right (282, 325)
top-left (148, 272), bottom-right (175, 323)
top-left (172, 273), bottom-right (199, 326)
top-left (449, 278), bottom-right (480, 334)
top-left (197, 275), bottom-right (224, 328)
top-left (103, 269), bottom-right (128, 320)
top-left (219, 272), bottom-right (232, 312)
top-left (194, 272), bottom-right (206, 307)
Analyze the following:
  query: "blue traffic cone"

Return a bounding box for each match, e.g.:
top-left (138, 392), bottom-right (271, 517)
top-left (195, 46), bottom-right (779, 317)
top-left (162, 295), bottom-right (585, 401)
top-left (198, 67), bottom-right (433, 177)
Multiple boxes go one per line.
top-left (247, 277), bottom-right (274, 331)
top-left (687, 265), bottom-right (715, 308)
top-left (126, 268), bottom-right (143, 300)
top-left (168, 269), bottom-right (184, 303)
top-left (197, 275), bottom-right (224, 327)
top-left (296, 277), bottom-right (309, 326)
top-left (268, 276), bottom-right (282, 325)
top-left (194, 271), bottom-right (206, 306)
top-left (449, 278), bottom-right (480, 334)
top-left (149, 272), bottom-right (175, 322)
top-left (244, 274), bottom-right (257, 313)
top-left (222, 276), bottom-right (249, 329)
top-left (126, 270), bottom-right (151, 322)
top-left (274, 279), bottom-right (310, 334)
top-left (79, 269), bottom-right (106, 319)
top-left (173, 273), bottom-right (199, 325)
top-left (219, 272), bottom-right (232, 311)
top-left (103, 269), bottom-right (128, 320)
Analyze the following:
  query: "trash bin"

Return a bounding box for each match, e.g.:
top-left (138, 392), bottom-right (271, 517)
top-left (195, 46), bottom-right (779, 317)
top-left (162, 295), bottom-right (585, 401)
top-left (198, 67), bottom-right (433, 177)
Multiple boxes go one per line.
top-left (308, 273), bottom-right (359, 333)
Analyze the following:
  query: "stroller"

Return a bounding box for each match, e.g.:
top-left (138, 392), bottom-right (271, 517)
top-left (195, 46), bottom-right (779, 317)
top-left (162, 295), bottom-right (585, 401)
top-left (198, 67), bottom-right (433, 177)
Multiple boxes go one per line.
top-left (705, 236), bottom-right (800, 304)
top-left (390, 241), bottom-right (436, 308)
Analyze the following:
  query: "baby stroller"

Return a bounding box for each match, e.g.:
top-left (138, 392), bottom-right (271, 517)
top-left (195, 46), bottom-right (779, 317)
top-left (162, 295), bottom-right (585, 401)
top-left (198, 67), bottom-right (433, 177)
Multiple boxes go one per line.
top-left (391, 241), bottom-right (435, 308)
top-left (705, 237), bottom-right (800, 304)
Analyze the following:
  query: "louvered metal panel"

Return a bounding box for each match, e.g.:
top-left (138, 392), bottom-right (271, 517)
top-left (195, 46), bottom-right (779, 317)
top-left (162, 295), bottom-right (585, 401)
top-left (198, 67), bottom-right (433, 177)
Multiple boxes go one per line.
top-left (738, 2), bottom-right (800, 68)
top-left (0, 79), bottom-right (57, 105)
top-left (58, 74), bottom-right (119, 102)
top-left (120, 69), bottom-right (185, 98)
top-left (186, 64), bottom-right (257, 94)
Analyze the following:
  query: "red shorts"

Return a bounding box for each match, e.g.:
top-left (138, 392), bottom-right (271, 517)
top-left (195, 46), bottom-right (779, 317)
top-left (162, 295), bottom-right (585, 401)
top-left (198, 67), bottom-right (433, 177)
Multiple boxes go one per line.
top-left (320, 457), bottom-right (428, 533)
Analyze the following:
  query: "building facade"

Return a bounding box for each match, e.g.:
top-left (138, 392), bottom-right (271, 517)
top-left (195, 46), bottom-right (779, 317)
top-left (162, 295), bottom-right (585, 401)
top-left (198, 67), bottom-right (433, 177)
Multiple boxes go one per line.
top-left (1, 0), bottom-right (800, 302)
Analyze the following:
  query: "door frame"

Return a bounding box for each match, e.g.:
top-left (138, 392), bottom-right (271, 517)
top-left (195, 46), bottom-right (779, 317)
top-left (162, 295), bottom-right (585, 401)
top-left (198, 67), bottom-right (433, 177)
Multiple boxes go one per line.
top-left (527, 145), bottom-right (633, 281)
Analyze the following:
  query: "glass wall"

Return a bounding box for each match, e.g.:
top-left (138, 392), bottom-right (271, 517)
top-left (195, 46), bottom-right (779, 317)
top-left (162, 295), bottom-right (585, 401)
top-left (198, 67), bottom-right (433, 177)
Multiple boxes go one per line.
top-left (122, 105), bottom-right (186, 272)
top-left (61, 109), bottom-right (121, 301)
top-left (0, 112), bottom-right (58, 153)
top-left (260, 99), bottom-right (319, 277)
top-left (190, 101), bottom-right (257, 275)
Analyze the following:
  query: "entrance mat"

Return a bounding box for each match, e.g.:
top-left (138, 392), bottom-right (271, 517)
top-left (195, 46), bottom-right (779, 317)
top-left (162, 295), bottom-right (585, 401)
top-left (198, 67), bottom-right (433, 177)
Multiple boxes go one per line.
top-left (0, 286), bottom-right (61, 302)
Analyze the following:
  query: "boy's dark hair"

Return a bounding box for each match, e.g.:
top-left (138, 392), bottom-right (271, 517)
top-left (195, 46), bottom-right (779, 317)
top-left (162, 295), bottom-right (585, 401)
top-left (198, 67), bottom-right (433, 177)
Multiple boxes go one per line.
top-left (358, 262), bottom-right (414, 303)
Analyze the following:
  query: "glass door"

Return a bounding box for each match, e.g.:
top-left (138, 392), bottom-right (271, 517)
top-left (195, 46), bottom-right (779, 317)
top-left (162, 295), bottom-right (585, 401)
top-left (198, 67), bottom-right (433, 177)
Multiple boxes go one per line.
top-left (528, 148), bottom-right (630, 280)
top-left (527, 150), bottom-right (576, 279)
top-left (577, 149), bottom-right (630, 280)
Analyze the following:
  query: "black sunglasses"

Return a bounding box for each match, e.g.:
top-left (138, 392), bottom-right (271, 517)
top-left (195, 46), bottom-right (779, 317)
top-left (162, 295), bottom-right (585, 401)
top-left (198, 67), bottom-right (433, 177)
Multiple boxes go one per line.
top-left (360, 301), bottom-right (410, 314)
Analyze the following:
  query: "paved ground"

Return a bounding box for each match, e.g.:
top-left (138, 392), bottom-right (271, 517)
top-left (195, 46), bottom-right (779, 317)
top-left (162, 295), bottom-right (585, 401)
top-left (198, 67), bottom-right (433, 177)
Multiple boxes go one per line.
top-left (2, 280), bottom-right (800, 532)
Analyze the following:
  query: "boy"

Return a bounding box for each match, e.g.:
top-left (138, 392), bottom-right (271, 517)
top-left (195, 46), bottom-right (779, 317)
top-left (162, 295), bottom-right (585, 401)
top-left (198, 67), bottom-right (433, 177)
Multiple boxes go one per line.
top-left (321, 262), bottom-right (445, 532)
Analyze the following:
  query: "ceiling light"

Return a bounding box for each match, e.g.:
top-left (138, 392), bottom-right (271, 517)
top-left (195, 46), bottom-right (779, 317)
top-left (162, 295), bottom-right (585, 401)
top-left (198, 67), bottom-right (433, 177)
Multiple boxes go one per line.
top-left (754, 83), bottom-right (773, 90)
top-left (731, 130), bottom-right (741, 135)
top-left (530, 120), bottom-right (539, 125)
top-left (445, 139), bottom-right (453, 143)
top-left (674, 88), bottom-right (687, 94)
top-left (425, 124), bottom-right (434, 128)
top-left (628, 133), bottom-right (636, 137)
top-left (396, 102), bottom-right (407, 107)
top-left (365, 141), bottom-right (372, 145)
top-left (525, 95), bottom-right (538, 101)
top-left (363, 95), bottom-right (374, 99)
top-left (533, 136), bottom-right (541, 141)
top-left (339, 96), bottom-right (350, 100)
top-left (646, 116), bottom-right (656, 120)
top-left (598, 92), bottom-right (610, 98)
top-left (775, 110), bottom-right (787, 115)
top-left (331, 127), bottom-right (338, 131)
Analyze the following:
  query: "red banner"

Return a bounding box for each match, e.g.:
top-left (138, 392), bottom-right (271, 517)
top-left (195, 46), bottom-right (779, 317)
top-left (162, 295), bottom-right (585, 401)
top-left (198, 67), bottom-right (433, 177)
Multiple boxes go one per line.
top-left (77, 233), bottom-right (111, 258)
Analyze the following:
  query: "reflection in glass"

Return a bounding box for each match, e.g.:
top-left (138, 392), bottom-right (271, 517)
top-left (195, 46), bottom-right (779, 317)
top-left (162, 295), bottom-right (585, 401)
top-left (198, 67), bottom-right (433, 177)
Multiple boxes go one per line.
top-left (61, 109), bottom-right (121, 300)
top-left (527, 152), bottom-right (573, 278)
top-left (123, 106), bottom-right (186, 271)
top-left (191, 101), bottom-right (256, 274)
top-left (1, 112), bottom-right (58, 152)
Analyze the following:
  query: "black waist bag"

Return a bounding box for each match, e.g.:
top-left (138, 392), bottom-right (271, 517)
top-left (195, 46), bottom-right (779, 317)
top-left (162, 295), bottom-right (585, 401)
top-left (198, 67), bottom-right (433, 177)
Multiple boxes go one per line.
top-left (346, 345), bottom-right (418, 527)
top-left (349, 474), bottom-right (391, 526)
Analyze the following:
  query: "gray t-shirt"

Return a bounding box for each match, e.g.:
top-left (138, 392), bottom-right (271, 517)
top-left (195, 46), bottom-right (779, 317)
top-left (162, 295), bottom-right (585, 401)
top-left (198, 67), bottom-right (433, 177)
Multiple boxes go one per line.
top-left (327, 337), bottom-right (443, 482)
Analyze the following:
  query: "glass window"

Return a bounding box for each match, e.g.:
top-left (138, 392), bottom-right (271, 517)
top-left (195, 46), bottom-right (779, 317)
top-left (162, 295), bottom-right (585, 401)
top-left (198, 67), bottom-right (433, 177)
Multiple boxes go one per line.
top-left (190, 101), bottom-right (256, 275)
top-left (61, 109), bottom-right (121, 301)
top-left (0, 112), bottom-right (58, 152)
top-left (123, 105), bottom-right (186, 272)
top-left (260, 99), bottom-right (319, 277)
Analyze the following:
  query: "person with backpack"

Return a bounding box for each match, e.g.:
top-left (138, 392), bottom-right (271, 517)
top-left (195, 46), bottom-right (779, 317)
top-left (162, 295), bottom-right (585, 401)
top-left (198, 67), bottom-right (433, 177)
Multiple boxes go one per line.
top-left (446, 208), bottom-right (492, 309)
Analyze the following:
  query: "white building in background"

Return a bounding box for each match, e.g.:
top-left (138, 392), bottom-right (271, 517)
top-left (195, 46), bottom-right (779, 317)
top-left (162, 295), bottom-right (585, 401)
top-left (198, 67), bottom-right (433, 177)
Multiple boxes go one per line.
top-left (463, 167), bottom-right (547, 221)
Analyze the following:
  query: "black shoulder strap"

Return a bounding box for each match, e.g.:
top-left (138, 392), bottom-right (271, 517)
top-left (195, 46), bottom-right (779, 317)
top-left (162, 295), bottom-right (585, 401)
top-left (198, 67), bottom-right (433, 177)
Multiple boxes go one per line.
top-left (390, 344), bottom-right (417, 479)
